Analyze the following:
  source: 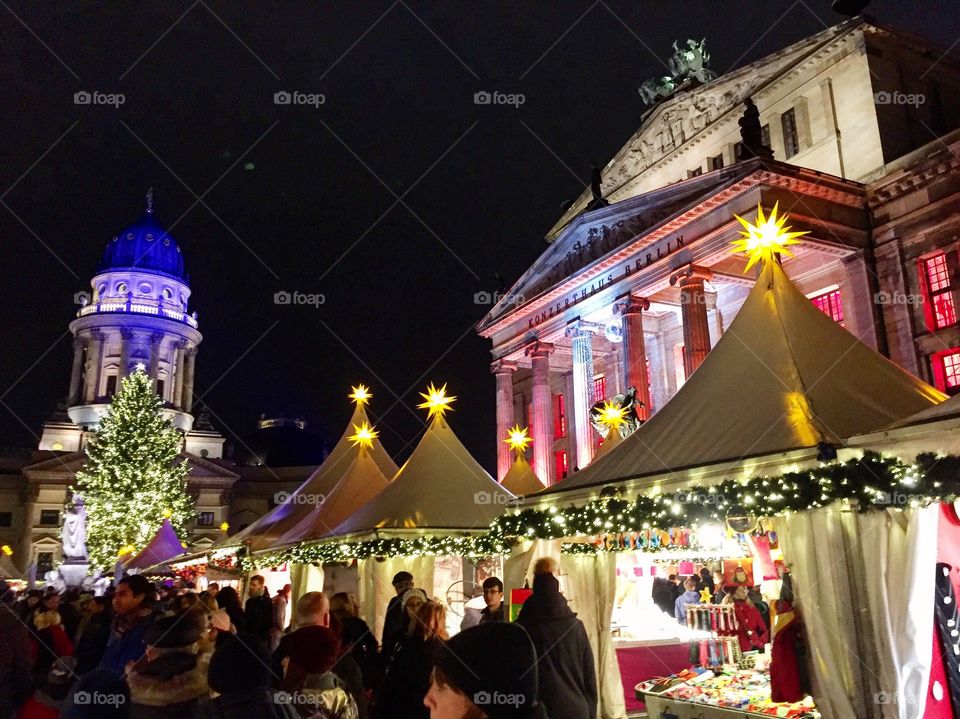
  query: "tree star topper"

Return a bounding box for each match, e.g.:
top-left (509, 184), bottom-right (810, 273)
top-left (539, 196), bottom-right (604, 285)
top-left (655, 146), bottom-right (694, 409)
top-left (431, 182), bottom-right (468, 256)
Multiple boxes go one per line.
top-left (219, 521), bottom-right (230, 533)
top-left (731, 202), bottom-right (808, 270)
top-left (597, 400), bottom-right (629, 431)
top-left (505, 425), bottom-right (532, 454)
top-left (349, 384), bottom-right (371, 405)
top-left (348, 421), bottom-right (378, 449)
top-left (418, 382), bottom-right (456, 420)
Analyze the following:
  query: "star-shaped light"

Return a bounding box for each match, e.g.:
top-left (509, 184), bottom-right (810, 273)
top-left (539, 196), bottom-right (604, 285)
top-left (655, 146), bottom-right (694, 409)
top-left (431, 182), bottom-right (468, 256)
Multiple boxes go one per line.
top-left (731, 202), bottom-right (808, 271)
top-left (348, 421), bottom-right (379, 449)
top-left (118, 544), bottom-right (136, 557)
top-left (134, 362), bottom-right (147, 373)
top-left (219, 521), bottom-right (230, 533)
top-left (1, 544), bottom-right (11, 556)
top-left (161, 508), bottom-right (173, 519)
top-left (349, 384), bottom-right (371, 405)
top-left (699, 587), bottom-right (713, 603)
top-left (505, 425), bottom-right (532, 454)
top-left (597, 400), bottom-right (629, 431)
top-left (418, 383), bottom-right (456, 420)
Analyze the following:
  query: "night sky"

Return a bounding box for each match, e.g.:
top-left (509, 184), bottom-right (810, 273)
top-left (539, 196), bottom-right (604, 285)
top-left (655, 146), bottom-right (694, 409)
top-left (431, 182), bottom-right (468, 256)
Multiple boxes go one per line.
top-left (0, 1), bottom-right (954, 472)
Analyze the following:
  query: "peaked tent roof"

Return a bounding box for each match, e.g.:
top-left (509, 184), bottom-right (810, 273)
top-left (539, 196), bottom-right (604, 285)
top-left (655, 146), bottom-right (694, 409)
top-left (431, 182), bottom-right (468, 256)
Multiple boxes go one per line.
top-left (223, 402), bottom-right (398, 551)
top-left (272, 448), bottom-right (391, 550)
top-left (885, 393), bottom-right (959, 429)
top-left (124, 519), bottom-right (186, 570)
top-left (0, 553), bottom-right (23, 579)
top-left (326, 416), bottom-right (515, 539)
top-left (501, 455), bottom-right (545, 497)
top-left (540, 259), bottom-right (945, 495)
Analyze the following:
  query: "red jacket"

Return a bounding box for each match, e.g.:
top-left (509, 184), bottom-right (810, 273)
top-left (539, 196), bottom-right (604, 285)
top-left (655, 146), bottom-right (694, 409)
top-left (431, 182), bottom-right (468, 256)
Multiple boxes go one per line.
top-left (733, 600), bottom-right (769, 652)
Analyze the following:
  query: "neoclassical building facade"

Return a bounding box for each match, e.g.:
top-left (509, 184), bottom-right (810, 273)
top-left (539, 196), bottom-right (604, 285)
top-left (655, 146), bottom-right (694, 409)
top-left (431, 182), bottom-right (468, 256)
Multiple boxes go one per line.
top-left (479, 19), bottom-right (960, 486)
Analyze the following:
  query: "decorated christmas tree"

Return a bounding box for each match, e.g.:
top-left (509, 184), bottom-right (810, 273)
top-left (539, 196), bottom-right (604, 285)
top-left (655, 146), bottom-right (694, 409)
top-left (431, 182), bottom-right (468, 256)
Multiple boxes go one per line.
top-left (74, 365), bottom-right (194, 569)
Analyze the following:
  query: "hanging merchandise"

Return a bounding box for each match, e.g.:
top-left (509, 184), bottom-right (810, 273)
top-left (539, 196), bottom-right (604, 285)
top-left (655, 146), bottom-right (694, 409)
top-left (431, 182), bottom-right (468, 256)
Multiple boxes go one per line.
top-left (746, 534), bottom-right (778, 582)
top-left (934, 562), bottom-right (960, 715)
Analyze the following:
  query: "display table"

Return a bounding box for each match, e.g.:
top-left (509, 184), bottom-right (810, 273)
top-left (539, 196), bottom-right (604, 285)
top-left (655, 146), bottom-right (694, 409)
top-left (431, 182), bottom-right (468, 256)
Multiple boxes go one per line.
top-left (616, 641), bottom-right (691, 713)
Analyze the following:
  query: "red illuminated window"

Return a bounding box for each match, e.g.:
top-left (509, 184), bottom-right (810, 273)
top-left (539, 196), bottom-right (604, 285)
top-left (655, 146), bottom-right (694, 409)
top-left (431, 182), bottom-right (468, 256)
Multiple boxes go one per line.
top-left (553, 394), bottom-right (566, 438)
top-left (932, 348), bottom-right (960, 394)
top-left (810, 289), bottom-right (844, 326)
top-left (922, 253), bottom-right (957, 330)
top-left (555, 451), bottom-right (568, 479)
top-left (593, 376), bottom-right (606, 402)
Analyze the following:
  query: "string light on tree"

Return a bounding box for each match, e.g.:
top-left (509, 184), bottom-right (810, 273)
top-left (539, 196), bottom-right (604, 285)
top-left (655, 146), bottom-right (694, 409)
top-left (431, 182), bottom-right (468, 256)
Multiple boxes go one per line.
top-left (418, 382), bottom-right (456, 420)
top-left (732, 202), bottom-right (809, 270)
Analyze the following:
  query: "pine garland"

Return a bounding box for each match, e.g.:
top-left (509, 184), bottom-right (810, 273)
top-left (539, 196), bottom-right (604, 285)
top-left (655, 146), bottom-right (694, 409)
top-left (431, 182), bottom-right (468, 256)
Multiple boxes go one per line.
top-left (74, 366), bottom-right (195, 569)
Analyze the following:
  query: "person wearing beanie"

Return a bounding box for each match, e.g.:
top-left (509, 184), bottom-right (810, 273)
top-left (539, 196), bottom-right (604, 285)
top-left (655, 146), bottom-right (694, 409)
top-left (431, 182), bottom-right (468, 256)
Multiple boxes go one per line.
top-left (381, 571), bottom-right (415, 653)
top-left (516, 573), bottom-right (596, 719)
top-left (280, 625), bottom-right (357, 719)
top-left (194, 633), bottom-right (298, 719)
top-left (62, 669), bottom-right (131, 719)
top-left (125, 614), bottom-right (212, 718)
top-left (16, 657), bottom-right (76, 719)
top-left (426, 622), bottom-right (549, 719)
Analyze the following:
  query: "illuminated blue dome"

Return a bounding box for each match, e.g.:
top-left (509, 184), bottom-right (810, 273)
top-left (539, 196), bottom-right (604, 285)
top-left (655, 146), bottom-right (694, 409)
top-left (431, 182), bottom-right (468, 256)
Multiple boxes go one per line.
top-left (98, 190), bottom-right (187, 282)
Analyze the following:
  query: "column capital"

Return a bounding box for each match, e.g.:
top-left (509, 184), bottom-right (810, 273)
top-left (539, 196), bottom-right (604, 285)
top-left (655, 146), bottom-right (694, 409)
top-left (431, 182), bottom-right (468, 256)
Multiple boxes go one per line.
top-left (669, 263), bottom-right (714, 288)
top-left (120, 328), bottom-right (136, 341)
top-left (614, 294), bottom-right (650, 316)
top-left (564, 319), bottom-right (601, 339)
top-left (89, 328), bottom-right (105, 342)
top-left (149, 331), bottom-right (165, 345)
top-left (72, 335), bottom-right (88, 350)
top-left (524, 340), bottom-right (554, 359)
top-left (490, 358), bottom-right (518, 375)
top-left (185, 346), bottom-right (199, 358)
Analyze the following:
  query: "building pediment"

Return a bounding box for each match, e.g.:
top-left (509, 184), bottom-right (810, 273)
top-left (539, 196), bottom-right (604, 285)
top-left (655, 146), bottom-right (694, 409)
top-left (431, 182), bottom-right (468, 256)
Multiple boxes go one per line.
top-left (21, 450), bottom-right (239, 486)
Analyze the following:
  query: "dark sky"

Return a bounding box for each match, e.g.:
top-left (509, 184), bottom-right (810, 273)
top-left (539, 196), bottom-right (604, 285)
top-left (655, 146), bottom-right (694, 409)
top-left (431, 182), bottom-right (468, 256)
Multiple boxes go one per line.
top-left (0, 1), bottom-right (954, 472)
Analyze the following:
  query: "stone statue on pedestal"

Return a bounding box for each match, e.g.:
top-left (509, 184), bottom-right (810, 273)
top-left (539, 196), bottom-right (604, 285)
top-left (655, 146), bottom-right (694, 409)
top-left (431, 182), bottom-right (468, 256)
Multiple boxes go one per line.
top-left (739, 98), bottom-right (774, 160)
top-left (62, 495), bottom-right (88, 561)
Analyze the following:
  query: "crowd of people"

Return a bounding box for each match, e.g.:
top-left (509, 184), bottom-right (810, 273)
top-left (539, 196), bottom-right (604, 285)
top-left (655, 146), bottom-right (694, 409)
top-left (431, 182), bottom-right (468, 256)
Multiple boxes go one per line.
top-left (651, 567), bottom-right (771, 651)
top-left (0, 557), bottom-right (599, 719)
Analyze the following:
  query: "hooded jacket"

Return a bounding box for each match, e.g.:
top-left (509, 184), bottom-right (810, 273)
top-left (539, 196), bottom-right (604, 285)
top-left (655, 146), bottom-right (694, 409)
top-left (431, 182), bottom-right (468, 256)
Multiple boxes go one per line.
top-left (516, 574), bottom-right (597, 719)
top-left (126, 647), bottom-right (211, 719)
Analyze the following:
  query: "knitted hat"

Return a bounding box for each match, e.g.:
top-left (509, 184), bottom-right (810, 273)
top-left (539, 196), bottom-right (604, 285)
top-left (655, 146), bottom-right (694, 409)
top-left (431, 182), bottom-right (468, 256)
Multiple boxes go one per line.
top-left (436, 622), bottom-right (541, 719)
top-left (400, 587), bottom-right (427, 610)
top-left (284, 625), bottom-right (341, 674)
top-left (207, 633), bottom-right (271, 693)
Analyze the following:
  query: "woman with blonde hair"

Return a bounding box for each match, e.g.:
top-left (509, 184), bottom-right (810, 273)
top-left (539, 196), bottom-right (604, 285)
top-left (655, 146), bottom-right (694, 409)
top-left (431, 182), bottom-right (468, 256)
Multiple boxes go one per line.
top-left (374, 600), bottom-right (448, 719)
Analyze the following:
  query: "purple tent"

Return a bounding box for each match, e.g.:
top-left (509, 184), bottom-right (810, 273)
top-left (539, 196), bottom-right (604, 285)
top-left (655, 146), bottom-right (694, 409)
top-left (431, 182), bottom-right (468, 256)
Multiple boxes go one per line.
top-left (123, 519), bottom-right (186, 570)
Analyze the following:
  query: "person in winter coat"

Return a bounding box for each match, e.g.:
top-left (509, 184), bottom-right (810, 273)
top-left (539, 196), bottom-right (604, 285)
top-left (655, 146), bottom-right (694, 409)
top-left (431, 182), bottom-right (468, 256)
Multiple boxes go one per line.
top-left (478, 577), bottom-right (504, 623)
top-left (770, 576), bottom-right (810, 703)
top-left (99, 575), bottom-right (155, 679)
top-left (280, 626), bottom-right (358, 719)
top-left (30, 610), bottom-right (74, 687)
top-left (74, 597), bottom-right (111, 674)
top-left (380, 572), bottom-right (414, 654)
top-left (0, 580), bottom-right (33, 719)
top-left (330, 592), bottom-right (378, 691)
top-left (426, 622), bottom-right (550, 719)
top-left (272, 592), bottom-right (341, 687)
top-left (516, 571), bottom-right (597, 719)
top-left (374, 600), bottom-right (447, 719)
top-left (674, 578), bottom-right (701, 624)
top-left (651, 576), bottom-right (675, 616)
top-left (724, 586), bottom-right (770, 652)
top-left (125, 614), bottom-right (212, 718)
top-left (245, 575), bottom-right (273, 645)
top-left (61, 668), bottom-right (130, 719)
top-left (216, 586), bottom-right (245, 633)
top-left (17, 657), bottom-right (75, 719)
top-left (194, 633), bottom-right (299, 719)
top-left (270, 584), bottom-right (291, 652)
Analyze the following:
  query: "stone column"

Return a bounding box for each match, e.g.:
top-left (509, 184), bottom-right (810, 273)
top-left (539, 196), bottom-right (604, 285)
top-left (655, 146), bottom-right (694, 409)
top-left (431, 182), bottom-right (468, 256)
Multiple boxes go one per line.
top-left (670, 264), bottom-right (714, 378)
top-left (840, 251), bottom-right (880, 350)
top-left (173, 341), bottom-right (186, 410)
top-left (84, 330), bottom-right (104, 403)
top-left (118, 329), bottom-right (134, 379)
top-left (566, 321), bottom-right (596, 469)
top-left (645, 333), bottom-right (666, 414)
top-left (615, 295), bottom-right (651, 420)
top-left (491, 359), bottom-right (517, 482)
top-left (148, 333), bottom-right (163, 382)
top-left (67, 337), bottom-right (86, 406)
top-left (182, 346), bottom-right (197, 413)
top-left (524, 341), bottom-right (555, 486)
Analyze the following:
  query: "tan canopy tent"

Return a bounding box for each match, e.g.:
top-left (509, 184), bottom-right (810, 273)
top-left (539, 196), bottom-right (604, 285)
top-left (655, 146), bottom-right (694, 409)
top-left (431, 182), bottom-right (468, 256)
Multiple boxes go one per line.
top-left (0, 553), bottom-right (23, 580)
top-left (123, 519), bottom-right (186, 571)
top-left (540, 259), bottom-right (945, 496)
top-left (500, 454), bottom-right (545, 496)
top-left (224, 399), bottom-right (397, 553)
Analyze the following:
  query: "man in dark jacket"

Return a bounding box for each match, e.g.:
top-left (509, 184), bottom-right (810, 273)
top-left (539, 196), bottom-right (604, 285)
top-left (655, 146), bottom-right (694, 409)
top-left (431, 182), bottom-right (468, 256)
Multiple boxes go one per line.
top-left (75, 596), bottom-right (112, 673)
top-left (0, 579), bottom-right (32, 719)
top-left (380, 571), bottom-right (413, 652)
top-left (99, 575), bottom-right (155, 678)
top-left (516, 572), bottom-right (597, 719)
top-left (244, 575), bottom-right (273, 645)
top-left (479, 576), bottom-right (504, 623)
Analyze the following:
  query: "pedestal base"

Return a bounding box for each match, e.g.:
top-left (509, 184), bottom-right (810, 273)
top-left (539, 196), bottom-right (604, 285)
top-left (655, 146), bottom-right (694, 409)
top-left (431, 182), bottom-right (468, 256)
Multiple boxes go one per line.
top-left (58, 561), bottom-right (90, 588)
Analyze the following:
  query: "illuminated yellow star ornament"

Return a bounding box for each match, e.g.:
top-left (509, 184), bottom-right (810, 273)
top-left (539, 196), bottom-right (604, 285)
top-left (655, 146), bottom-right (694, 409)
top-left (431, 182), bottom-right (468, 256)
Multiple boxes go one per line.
top-left (505, 425), bottom-right (532, 455)
top-left (418, 383), bottom-right (456, 420)
top-left (349, 384), bottom-right (371, 405)
top-left (348, 421), bottom-right (379, 449)
top-left (732, 202), bottom-right (808, 271)
top-left (219, 521), bottom-right (230, 533)
top-left (597, 400), bottom-right (629, 431)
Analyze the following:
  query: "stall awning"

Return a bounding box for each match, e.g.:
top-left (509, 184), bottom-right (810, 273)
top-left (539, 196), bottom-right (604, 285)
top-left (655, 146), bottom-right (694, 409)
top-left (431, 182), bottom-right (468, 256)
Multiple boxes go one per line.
top-left (124, 519), bottom-right (186, 570)
top-left (540, 259), bottom-right (945, 496)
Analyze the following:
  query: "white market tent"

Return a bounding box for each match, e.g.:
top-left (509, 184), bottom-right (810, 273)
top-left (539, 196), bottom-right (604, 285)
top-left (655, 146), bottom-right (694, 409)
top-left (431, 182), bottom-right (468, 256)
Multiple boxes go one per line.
top-left (500, 454), bottom-right (545, 496)
top-left (225, 398), bottom-right (398, 554)
top-left (537, 257), bottom-right (945, 499)
top-left (0, 552), bottom-right (23, 580)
